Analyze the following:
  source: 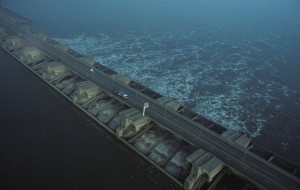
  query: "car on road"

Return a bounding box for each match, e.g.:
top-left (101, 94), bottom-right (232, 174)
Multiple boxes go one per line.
top-left (114, 89), bottom-right (128, 99)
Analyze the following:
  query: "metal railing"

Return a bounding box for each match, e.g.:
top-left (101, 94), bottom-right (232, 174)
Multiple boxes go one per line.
top-left (1, 17), bottom-right (299, 190)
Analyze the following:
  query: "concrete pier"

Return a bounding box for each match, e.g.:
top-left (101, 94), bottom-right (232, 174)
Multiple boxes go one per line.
top-left (0, 8), bottom-right (299, 190)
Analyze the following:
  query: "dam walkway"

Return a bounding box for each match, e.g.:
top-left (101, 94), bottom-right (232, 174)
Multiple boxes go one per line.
top-left (1, 8), bottom-right (299, 190)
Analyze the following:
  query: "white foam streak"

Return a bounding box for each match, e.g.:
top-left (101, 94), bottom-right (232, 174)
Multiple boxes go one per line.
top-left (53, 31), bottom-right (299, 137)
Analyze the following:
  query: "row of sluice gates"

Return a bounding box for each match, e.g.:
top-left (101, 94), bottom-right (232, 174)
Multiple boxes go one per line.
top-left (0, 8), bottom-right (256, 190)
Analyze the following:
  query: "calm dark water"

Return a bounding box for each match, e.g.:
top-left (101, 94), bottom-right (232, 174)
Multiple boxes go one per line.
top-left (0, 49), bottom-right (178, 190)
top-left (2, 1), bottom-right (300, 187)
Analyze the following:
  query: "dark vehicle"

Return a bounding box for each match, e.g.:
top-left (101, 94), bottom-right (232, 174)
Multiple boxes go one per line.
top-left (114, 89), bottom-right (128, 99)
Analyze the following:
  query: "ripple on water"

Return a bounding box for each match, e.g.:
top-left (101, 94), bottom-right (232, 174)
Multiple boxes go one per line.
top-left (53, 30), bottom-right (300, 139)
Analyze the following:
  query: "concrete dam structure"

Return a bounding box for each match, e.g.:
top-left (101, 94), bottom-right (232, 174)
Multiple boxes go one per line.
top-left (0, 8), bottom-right (299, 190)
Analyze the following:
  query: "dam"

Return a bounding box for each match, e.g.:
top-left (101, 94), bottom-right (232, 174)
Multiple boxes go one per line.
top-left (0, 8), bottom-right (299, 190)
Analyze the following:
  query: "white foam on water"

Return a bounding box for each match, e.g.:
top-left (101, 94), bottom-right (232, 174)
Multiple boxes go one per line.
top-left (53, 30), bottom-right (300, 137)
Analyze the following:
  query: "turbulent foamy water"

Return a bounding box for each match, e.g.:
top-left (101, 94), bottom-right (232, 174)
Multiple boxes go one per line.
top-left (52, 25), bottom-right (300, 141)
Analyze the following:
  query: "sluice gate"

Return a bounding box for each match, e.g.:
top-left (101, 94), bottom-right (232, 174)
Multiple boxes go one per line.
top-left (0, 8), bottom-right (299, 190)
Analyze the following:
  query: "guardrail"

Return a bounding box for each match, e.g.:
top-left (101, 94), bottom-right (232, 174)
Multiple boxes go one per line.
top-left (1, 17), bottom-right (299, 190)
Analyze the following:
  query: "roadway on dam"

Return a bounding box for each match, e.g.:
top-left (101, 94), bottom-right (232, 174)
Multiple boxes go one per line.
top-left (1, 18), bottom-right (299, 190)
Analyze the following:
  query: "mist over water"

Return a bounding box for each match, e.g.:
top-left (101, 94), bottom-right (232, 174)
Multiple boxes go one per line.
top-left (3, 0), bottom-right (300, 162)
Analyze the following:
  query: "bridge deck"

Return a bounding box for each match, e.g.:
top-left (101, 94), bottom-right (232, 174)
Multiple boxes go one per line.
top-left (0, 10), bottom-right (299, 190)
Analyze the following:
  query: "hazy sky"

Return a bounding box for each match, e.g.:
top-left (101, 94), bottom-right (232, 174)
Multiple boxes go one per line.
top-left (3, 0), bottom-right (300, 29)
